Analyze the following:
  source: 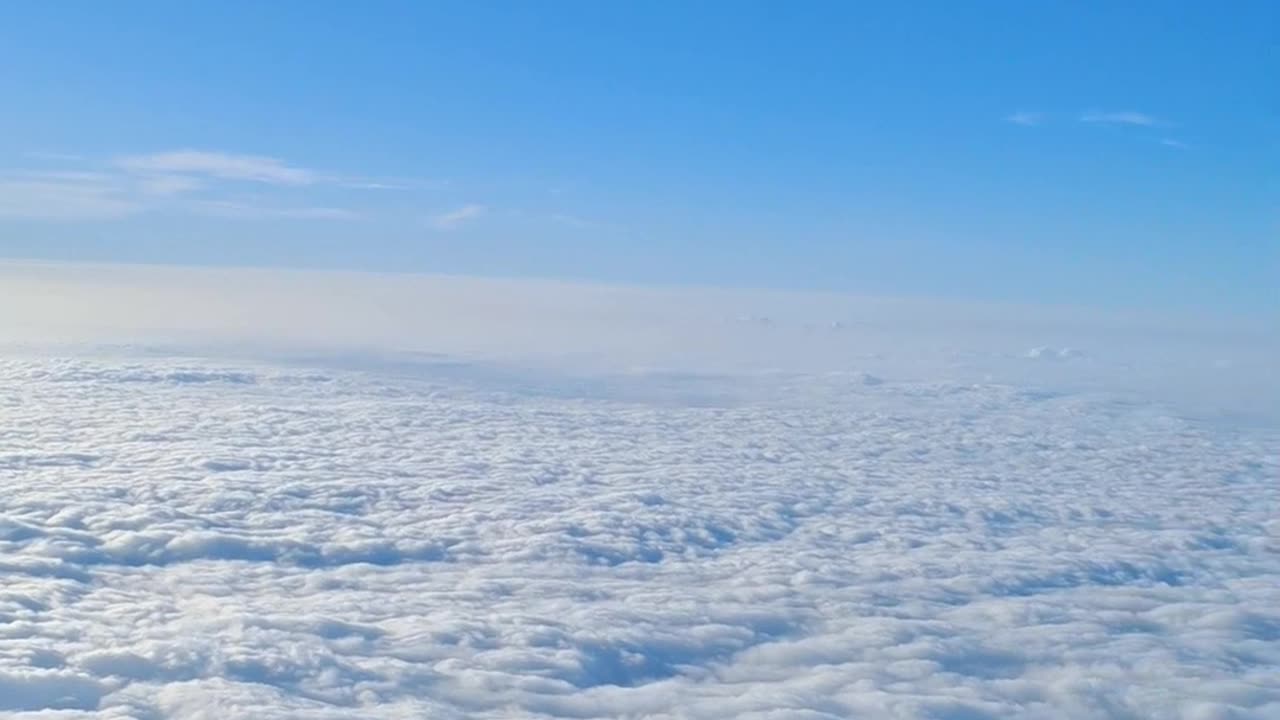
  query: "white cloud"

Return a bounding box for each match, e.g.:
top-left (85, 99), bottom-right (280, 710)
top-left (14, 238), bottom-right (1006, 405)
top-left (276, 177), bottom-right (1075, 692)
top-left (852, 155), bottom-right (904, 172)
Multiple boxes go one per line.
top-left (0, 177), bottom-right (139, 220)
top-left (0, 261), bottom-right (1274, 716)
top-left (1005, 111), bottom-right (1043, 126)
top-left (115, 150), bottom-right (318, 186)
top-left (0, 171), bottom-right (358, 222)
top-left (548, 212), bottom-right (601, 229)
top-left (0, 151), bottom-right (377, 221)
top-left (1160, 138), bottom-right (1190, 149)
top-left (113, 151), bottom-right (424, 192)
top-left (430, 203), bottom-right (486, 230)
top-left (23, 151), bottom-right (85, 162)
top-left (8, 170), bottom-right (117, 183)
top-left (1080, 110), bottom-right (1158, 127)
top-left (137, 174), bottom-right (204, 196)
top-left (338, 179), bottom-right (411, 190)
top-left (274, 206), bottom-right (361, 220)
top-left (0, 339), bottom-right (1270, 718)
top-left (0, 261), bottom-right (1273, 420)
top-left (190, 199), bottom-right (359, 220)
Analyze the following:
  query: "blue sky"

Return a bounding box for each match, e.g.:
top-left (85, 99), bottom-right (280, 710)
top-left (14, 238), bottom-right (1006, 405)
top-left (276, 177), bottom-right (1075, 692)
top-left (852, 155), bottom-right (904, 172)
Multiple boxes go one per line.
top-left (0, 1), bottom-right (1274, 311)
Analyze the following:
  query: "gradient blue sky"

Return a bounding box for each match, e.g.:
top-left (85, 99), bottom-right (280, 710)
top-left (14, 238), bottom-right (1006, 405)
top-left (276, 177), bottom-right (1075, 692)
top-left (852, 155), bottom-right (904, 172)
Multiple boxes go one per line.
top-left (0, 1), bottom-right (1274, 311)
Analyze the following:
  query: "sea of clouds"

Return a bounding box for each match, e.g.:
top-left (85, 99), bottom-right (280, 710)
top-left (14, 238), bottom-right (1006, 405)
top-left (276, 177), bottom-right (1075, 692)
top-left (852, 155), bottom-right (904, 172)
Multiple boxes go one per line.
top-left (0, 262), bottom-right (1275, 719)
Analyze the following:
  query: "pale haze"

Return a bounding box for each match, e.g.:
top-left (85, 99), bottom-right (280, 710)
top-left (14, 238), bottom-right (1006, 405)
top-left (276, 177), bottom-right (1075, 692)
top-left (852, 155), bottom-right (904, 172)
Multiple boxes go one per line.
top-left (0, 3), bottom-right (1277, 719)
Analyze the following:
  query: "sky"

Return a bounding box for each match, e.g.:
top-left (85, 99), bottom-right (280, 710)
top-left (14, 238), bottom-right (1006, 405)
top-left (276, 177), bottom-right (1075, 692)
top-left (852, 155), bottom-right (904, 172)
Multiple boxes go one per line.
top-left (0, 1), bottom-right (1275, 312)
top-left (0, 6), bottom-right (1278, 716)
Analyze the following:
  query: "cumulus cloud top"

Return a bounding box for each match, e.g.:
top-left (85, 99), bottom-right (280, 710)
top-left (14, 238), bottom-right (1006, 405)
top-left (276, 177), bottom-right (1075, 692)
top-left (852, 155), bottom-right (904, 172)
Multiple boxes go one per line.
top-left (0, 354), bottom-right (1274, 718)
top-left (0, 263), bottom-right (1275, 716)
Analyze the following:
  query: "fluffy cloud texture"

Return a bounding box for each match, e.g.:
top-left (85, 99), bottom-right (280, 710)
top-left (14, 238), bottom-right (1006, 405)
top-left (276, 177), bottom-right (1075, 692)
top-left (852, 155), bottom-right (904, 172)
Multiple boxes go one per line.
top-left (0, 263), bottom-right (1275, 718)
top-left (0, 351), bottom-right (1274, 719)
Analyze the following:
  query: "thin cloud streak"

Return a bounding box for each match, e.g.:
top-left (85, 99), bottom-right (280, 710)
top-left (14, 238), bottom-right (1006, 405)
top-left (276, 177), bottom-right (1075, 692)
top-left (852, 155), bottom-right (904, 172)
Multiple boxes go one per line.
top-left (1080, 111), bottom-right (1157, 127)
top-left (23, 151), bottom-right (85, 162)
top-left (430, 203), bottom-right (486, 230)
top-left (0, 177), bottom-right (139, 220)
top-left (115, 150), bottom-right (318, 186)
top-left (1, 150), bottom-right (375, 222)
top-left (137, 174), bottom-right (204, 196)
top-left (189, 199), bottom-right (360, 220)
top-left (1006, 111), bottom-right (1044, 126)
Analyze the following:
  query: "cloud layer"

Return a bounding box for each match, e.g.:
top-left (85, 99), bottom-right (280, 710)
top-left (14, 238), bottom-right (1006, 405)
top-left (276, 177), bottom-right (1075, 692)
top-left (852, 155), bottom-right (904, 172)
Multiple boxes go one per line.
top-left (0, 351), bottom-right (1274, 718)
top-left (0, 262), bottom-right (1275, 716)
top-left (2, 261), bottom-right (1274, 424)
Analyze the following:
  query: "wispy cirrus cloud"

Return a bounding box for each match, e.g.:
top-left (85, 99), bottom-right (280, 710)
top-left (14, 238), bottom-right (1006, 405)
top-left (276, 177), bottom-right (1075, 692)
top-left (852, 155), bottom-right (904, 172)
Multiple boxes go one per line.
top-left (549, 212), bottom-right (597, 228)
top-left (339, 179), bottom-right (415, 190)
top-left (23, 151), bottom-right (85, 162)
top-left (191, 199), bottom-right (361, 220)
top-left (114, 150), bottom-right (318, 186)
top-left (1080, 111), bottom-right (1158, 127)
top-left (0, 150), bottom-right (378, 221)
top-left (0, 176), bottom-right (139, 220)
top-left (1005, 111), bottom-right (1044, 127)
top-left (0, 171), bottom-right (360, 222)
top-left (430, 203), bottom-right (486, 230)
top-left (137, 174), bottom-right (205, 196)
top-left (115, 150), bottom-right (423, 191)
top-left (546, 212), bottom-right (630, 235)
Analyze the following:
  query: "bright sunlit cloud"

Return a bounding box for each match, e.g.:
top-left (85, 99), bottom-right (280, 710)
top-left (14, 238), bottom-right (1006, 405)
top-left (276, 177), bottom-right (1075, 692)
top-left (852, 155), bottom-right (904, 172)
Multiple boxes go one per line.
top-left (0, 3), bottom-right (1275, 715)
top-left (0, 259), bottom-right (1276, 717)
